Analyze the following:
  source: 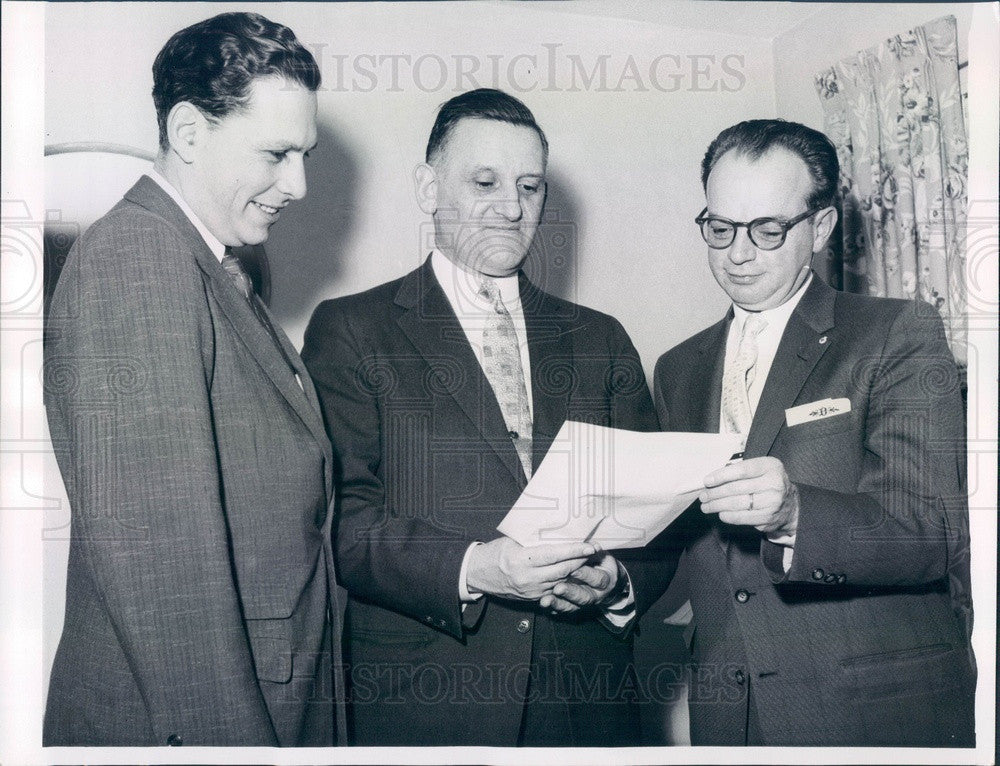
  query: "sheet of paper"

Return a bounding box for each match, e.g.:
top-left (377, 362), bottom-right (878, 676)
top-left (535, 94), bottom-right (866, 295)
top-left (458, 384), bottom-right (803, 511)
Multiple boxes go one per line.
top-left (497, 421), bottom-right (743, 550)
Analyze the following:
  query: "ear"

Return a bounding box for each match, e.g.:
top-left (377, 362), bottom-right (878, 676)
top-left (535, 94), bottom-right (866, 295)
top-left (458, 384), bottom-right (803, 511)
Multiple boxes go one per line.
top-left (811, 205), bottom-right (838, 253)
top-left (165, 102), bottom-right (205, 164)
top-left (413, 163), bottom-right (438, 215)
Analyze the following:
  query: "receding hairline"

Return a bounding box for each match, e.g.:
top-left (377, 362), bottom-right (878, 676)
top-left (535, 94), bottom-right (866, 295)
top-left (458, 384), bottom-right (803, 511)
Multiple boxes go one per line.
top-left (427, 116), bottom-right (548, 167)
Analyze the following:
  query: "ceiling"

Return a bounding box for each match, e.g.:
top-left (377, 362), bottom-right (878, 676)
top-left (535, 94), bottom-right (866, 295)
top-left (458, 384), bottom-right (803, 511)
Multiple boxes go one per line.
top-left (518, 0), bottom-right (828, 40)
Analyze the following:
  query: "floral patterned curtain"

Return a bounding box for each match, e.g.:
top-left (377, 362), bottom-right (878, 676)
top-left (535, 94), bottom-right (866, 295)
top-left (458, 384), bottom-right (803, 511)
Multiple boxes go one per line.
top-left (814, 15), bottom-right (967, 365)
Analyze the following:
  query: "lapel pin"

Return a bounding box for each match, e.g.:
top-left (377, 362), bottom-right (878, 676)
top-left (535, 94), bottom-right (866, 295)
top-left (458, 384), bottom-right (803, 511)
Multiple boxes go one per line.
top-left (818, 336), bottom-right (828, 345)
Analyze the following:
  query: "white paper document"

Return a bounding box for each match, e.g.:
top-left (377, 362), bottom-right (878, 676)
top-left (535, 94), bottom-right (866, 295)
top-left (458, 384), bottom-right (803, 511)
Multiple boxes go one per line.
top-left (497, 422), bottom-right (743, 550)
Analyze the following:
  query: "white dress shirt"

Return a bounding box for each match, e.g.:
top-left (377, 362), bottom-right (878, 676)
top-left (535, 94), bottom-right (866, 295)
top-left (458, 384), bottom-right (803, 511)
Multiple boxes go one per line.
top-left (147, 170), bottom-right (226, 262)
top-left (721, 273), bottom-right (813, 570)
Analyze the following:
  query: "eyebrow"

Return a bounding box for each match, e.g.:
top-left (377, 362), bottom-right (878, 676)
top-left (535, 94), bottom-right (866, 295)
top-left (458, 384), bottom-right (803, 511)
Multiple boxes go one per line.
top-left (467, 165), bottom-right (545, 178)
top-left (260, 140), bottom-right (319, 153)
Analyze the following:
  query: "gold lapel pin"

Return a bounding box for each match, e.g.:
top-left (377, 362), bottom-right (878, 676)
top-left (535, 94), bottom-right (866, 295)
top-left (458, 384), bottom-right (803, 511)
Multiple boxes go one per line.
top-left (819, 335), bottom-right (828, 345)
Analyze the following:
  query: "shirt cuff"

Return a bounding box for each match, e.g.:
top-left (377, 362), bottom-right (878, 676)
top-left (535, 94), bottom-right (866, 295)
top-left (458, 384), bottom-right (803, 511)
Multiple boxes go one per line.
top-left (459, 542), bottom-right (485, 603)
top-left (601, 566), bottom-right (636, 627)
top-left (766, 531), bottom-right (796, 573)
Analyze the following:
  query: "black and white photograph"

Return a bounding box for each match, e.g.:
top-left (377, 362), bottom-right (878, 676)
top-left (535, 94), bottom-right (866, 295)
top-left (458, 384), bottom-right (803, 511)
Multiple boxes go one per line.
top-left (1, 1), bottom-right (997, 764)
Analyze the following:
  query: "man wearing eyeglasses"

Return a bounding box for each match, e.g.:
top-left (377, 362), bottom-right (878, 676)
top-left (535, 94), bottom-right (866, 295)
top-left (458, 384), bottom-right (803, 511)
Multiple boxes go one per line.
top-left (650, 119), bottom-right (974, 746)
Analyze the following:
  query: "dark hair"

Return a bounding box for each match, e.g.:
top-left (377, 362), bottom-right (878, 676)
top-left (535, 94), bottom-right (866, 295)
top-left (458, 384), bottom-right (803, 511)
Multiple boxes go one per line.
top-left (425, 88), bottom-right (549, 165)
top-left (152, 12), bottom-right (320, 151)
top-left (701, 119), bottom-right (839, 209)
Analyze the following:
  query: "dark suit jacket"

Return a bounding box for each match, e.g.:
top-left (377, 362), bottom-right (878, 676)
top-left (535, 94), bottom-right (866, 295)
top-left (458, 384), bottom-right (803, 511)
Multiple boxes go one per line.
top-left (43, 176), bottom-right (347, 746)
top-left (302, 259), bottom-right (659, 746)
top-left (651, 275), bottom-right (974, 746)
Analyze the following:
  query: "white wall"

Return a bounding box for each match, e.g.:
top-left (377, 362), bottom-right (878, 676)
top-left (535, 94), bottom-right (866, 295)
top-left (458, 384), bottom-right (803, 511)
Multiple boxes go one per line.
top-left (46, 1), bottom-right (777, 369)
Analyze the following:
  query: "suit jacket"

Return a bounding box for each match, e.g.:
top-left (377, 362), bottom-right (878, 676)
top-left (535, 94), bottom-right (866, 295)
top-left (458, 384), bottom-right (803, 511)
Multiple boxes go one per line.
top-left (651, 275), bottom-right (974, 746)
top-left (302, 259), bottom-right (660, 746)
top-left (43, 176), bottom-right (347, 746)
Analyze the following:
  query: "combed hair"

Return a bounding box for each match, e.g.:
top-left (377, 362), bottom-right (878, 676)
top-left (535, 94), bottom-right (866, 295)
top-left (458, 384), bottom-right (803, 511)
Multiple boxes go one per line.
top-left (425, 88), bottom-right (548, 165)
top-left (152, 12), bottom-right (320, 150)
top-left (701, 119), bottom-right (840, 209)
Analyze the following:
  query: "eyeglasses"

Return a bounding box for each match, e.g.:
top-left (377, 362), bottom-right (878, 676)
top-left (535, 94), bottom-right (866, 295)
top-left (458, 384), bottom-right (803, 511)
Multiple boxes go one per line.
top-left (695, 207), bottom-right (819, 251)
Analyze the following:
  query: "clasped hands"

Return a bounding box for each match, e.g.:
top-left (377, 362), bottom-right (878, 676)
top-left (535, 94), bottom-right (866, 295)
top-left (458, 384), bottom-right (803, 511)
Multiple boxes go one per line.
top-left (466, 537), bottom-right (622, 615)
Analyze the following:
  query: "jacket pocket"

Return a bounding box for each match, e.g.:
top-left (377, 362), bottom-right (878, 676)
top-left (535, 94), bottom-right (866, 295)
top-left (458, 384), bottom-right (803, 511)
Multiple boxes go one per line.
top-left (839, 642), bottom-right (952, 669)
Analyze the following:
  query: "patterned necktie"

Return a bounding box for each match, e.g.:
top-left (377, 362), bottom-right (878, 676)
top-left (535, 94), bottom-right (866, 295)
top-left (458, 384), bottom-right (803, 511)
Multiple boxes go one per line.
top-left (221, 252), bottom-right (255, 302)
top-left (221, 252), bottom-right (302, 390)
top-left (479, 278), bottom-right (533, 480)
top-left (721, 313), bottom-right (767, 438)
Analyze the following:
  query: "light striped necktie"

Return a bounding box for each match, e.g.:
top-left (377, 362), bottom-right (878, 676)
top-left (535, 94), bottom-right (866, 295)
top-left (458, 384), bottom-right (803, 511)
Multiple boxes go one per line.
top-left (721, 313), bottom-right (767, 439)
top-left (479, 278), bottom-right (533, 480)
top-left (221, 251), bottom-right (302, 390)
top-left (221, 252), bottom-right (255, 302)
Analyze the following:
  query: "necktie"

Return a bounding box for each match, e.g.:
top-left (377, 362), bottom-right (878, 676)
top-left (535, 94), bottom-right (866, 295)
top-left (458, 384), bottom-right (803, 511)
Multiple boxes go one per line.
top-left (479, 278), bottom-right (533, 479)
top-left (221, 252), bottom-right (302, 390)
top-left (221, 253), bottom-right (255, 302)
top-left (721, 313), bottom-right (767, 438)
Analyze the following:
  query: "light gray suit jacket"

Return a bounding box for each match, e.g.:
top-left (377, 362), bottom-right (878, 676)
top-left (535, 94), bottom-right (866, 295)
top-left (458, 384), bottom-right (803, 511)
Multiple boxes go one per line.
top-left (43, 176), bottom-right (347, 746)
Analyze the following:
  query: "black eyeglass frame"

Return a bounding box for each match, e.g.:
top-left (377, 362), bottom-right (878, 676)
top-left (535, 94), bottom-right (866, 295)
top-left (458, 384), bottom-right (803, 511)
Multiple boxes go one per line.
top-left (695, 207), bottom-right (820, 251)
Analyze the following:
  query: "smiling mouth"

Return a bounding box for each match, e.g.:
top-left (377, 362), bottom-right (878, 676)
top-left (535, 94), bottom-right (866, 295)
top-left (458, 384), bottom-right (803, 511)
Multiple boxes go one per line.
top-left (726, 273), bottom-right (761, 283)
top-left (252, 201), bottom-right (281, 216)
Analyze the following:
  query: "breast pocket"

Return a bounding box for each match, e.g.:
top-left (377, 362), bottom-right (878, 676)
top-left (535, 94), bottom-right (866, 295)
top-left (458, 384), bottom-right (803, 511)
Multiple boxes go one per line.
top-left (785, 408), bottom-right (856, 439)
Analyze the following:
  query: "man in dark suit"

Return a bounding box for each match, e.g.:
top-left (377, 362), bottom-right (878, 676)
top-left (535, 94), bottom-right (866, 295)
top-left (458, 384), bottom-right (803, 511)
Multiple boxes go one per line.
top-left (44, 13), bottom-right (345, 746)
top-left (652, 119), bottom-right (974, 746)
top-left (302, 89), bottom-right (659, 746)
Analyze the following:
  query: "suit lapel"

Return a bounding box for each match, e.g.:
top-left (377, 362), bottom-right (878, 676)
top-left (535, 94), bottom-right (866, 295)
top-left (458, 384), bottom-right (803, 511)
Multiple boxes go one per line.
top-left (692, 314), bottom-right (731, 434)
top-left (394, 259), bottom-right (525, 484)
top-left (744, 276), bottom-right (837, 458)
top-left (520, 276), bottom-right (570, 473)
top-left (123, 176), bottom-right (330, 456)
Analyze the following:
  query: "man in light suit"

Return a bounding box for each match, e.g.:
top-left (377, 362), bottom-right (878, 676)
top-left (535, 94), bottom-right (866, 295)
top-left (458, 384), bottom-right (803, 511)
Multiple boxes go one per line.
top-left (651, 119), bottom-right (974, 746)
top-left (44, 13), bottom-right (345, 746)
top-left (302, 89), bottom-right (662, 746)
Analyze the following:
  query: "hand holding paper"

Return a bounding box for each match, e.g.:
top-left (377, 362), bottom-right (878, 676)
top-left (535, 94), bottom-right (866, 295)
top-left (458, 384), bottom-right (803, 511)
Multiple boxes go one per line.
top-left (700, 455), bottom-right (799, 536)
top-left (465, 536), bottom-right (596, 601)
top-left (498, 422), bottom-right (743, 549)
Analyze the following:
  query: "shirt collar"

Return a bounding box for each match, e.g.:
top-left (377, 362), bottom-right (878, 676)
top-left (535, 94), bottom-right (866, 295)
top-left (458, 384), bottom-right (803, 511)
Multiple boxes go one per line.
top-left (732, 272), bottom-right (813, 332)
top-left (147, 169), bottom-right (227, 263)
top-left (430, 249), bottom-right (521, 314)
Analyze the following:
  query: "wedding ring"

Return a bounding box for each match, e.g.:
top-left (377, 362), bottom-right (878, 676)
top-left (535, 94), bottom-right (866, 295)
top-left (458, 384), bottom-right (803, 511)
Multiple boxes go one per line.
top-left (749, 493), bottom-right (755, 511)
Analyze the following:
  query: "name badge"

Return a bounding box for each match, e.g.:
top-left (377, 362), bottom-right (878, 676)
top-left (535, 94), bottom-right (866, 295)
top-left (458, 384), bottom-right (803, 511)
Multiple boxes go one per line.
top-left (785, 397), bottom-right (851, 427)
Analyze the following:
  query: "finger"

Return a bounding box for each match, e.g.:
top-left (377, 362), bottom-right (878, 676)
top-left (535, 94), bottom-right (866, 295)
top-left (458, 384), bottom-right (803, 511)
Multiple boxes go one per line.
top-left (700, 490), bottom-right (781, 514)
top-left (551, 581), bottom-right (602, 607)
top-left (544, 595), bottom-right (584, 614)
top-left (703, 456), bottom-right (771, 487)
top-left (567, 565), bottom-right (613, 590)
top-left (522, 541), bottom-right (596, 566)
top-left (699, 477), bottom-right (774, 504)
top-left (717, 510), bottom-right (782, 528)
top-left (530, 557), bottom-right (592, 585)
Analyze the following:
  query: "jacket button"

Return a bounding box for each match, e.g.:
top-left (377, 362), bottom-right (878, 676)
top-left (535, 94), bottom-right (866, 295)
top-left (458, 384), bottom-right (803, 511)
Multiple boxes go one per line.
top-left (734, 589), bottom-right (750, 603)
top-left (516, 618), bottom-right (531, 633)
top-left (734, 669), bottom-right (746, 684)
top-left (166, 734), bottom-right (183, 746)
top-left (836, 574), bottom-right (847, 584)
top-left (811, 568), bottom-right (825, 581)
top-left (824, 573), bottom-right (837, 583)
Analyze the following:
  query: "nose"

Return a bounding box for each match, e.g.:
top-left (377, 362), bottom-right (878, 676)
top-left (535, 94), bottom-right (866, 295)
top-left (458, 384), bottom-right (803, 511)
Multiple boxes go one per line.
top-left (278, 154), bottom-right (308, 201)
top-left (727, 227), bottom-right (757, 265)
top-left (490, 189), bottom-right (523, 222)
